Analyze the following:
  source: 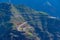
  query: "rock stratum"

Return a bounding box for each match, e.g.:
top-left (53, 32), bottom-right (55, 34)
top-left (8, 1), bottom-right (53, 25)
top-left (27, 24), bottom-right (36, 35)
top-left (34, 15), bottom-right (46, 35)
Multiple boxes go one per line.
top-left (0, 3), bottom-right (60, 40)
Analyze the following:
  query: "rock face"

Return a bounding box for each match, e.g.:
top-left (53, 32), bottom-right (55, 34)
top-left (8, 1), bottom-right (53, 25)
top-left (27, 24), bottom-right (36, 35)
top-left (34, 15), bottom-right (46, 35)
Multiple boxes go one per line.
top-left (0, 3), bottom-right (60, 40)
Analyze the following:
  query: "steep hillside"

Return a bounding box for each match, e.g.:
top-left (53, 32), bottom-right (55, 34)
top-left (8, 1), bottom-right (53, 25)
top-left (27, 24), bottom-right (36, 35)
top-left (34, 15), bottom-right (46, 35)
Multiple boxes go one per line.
top-left (0, 3), bottom-right (60, 40)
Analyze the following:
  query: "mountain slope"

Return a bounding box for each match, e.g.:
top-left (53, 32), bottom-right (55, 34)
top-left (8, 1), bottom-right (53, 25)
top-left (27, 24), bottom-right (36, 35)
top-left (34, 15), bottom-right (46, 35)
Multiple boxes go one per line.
top-left (0, 3), bottom-right (60, 40)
